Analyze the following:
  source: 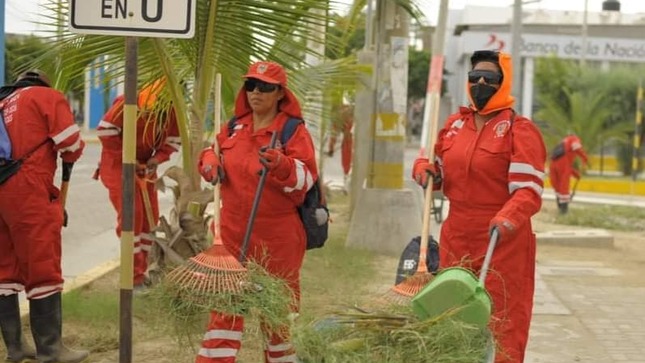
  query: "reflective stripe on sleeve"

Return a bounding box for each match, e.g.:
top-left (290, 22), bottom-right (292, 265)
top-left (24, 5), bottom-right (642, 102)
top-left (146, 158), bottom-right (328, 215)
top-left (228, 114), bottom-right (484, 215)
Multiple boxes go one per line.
top-left (52, 125), bottom-right (80, 145)
top-left (509, 162), bottom-right (545, 180)
top-left (508, 181), bottom-right (543, 196)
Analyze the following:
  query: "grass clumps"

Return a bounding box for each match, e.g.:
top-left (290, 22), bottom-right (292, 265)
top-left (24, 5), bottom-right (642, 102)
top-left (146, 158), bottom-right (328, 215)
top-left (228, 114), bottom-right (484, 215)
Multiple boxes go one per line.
top-left (148, 261), bottom-right (293, 344)
top-left (293, 305), bottom-right (491, 363)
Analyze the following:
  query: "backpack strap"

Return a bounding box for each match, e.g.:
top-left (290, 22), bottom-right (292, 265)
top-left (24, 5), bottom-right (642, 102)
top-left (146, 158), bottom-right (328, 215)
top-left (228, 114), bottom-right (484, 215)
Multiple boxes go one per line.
top-left (227, 116), bottom-right (238, 136)
top-left (227, 116), bottom-right (303, 144)
top-left (280, 117), bottom-right (304, 145)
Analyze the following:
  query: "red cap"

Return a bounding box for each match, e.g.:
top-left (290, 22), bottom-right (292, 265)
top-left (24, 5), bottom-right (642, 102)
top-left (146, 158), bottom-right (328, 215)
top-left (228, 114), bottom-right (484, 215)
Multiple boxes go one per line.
top-left (235, 61), bottom-right (302, 119)
top-left (242, 61), bottom-right (287, 86)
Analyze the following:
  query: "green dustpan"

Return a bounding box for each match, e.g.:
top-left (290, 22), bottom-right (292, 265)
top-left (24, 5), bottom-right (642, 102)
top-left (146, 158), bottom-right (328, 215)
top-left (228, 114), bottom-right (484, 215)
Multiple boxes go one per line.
top-left (411, 229), bottom-right (499, 328)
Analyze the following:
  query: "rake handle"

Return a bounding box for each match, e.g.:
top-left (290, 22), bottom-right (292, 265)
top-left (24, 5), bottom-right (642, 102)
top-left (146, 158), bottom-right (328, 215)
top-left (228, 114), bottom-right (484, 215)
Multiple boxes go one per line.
top-left (478, 228), bottom-right (499, 286)
top-left (212, 73), bottom-right (222, 239)
top-left (239, 131), bottom-right (278, 262)
top-left (137, 177), bottom-right (156, 229)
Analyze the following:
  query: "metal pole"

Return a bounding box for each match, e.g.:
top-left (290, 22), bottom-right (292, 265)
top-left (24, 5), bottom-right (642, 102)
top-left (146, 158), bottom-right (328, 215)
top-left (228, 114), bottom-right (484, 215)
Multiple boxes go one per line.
top-left (119, 36), bottom-right (137, 363)
top-left (511, 0), bottom-right (523, 110)
top-left (581, 0), bottom-right (589, 67)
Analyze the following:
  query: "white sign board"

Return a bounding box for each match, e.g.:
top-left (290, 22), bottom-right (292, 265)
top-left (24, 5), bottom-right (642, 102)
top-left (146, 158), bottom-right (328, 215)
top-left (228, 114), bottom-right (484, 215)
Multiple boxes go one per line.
top-left (70, 0), bottom-right (195, 38)
top-left (462, 31), bottom-right (645, 64)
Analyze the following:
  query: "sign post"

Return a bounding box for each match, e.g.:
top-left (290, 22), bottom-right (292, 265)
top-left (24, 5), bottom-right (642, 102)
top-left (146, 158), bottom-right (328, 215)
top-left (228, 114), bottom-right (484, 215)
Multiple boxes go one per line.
top-left (69, 1), bottom-right (195, 362)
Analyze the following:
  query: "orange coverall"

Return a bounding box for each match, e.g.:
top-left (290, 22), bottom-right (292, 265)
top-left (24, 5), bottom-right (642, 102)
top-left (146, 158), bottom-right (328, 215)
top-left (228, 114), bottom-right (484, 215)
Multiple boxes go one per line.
top-left (0, 86), bottom-right (84, 299)
top-left (196, 83), bottom-right (317, 363)
top-left (327, 104), bottom-right (353, 176)
top-left (96, 94), bottom-right (180, 286)
top-left (414, 107), bottom-right (546, 362)
top-left (548, 134), bottom-right (588, 206)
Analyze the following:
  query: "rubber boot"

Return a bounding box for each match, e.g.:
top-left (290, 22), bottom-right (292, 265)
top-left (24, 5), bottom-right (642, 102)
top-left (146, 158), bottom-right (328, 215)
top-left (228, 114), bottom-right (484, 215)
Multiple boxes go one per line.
top-left (558, 202), bottom-right (569, 215)
top-left (29, 293), bottom-right (89, 363)
top-left (0, 294), bottom-right (37, 363)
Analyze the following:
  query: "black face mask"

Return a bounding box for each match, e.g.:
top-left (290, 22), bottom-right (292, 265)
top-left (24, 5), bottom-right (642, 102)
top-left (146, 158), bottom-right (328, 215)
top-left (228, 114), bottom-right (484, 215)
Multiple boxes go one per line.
top-left (469, 84), bottom-right (498, 111)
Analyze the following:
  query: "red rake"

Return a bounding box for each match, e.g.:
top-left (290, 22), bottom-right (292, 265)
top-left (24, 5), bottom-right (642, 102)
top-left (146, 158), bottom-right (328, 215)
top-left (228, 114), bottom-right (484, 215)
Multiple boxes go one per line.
top-left (388, 14), bottom-right (449, 302)
top-left (164, 74), bottom-right (248, 298)
top-left (387, 182), bottom-right (435, 303)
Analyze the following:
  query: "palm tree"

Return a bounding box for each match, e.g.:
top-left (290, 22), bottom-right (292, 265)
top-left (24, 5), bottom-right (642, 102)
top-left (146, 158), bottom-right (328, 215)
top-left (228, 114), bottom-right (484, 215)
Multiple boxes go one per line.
top-left (535, 87), bottom-right (632, 154)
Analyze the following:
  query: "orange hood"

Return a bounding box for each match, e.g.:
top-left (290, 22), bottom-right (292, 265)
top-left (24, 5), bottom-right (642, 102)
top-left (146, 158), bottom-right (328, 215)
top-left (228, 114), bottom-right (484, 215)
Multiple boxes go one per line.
top-left (467, 51), bottom-right (515, 115)
top-left (138, 78), bottom-right (166, 110)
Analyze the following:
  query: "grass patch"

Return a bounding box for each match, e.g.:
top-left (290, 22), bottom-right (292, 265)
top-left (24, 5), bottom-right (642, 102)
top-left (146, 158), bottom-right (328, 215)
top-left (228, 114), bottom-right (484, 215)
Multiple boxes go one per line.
top-left (536, 201), bottom-right (645, 232)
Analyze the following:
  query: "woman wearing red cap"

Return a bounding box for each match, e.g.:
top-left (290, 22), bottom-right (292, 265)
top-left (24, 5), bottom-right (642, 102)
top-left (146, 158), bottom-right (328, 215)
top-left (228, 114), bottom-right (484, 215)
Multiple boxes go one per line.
top-left (197, 61), bottom-right (317, 363)
top-left (412, 50), bottom-right (546, 362)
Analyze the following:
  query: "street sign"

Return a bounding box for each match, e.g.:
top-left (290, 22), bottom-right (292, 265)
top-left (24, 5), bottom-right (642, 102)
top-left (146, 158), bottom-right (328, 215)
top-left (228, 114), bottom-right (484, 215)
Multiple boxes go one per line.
top-left (70, 0), bottom-right (195, 38)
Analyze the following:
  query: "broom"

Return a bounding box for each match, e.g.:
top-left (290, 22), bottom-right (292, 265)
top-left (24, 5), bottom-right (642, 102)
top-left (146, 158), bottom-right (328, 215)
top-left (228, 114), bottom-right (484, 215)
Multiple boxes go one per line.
top-left (388, 0), bottom-right (450, 302)
top-left (164, 73), bottom-right (248, 296)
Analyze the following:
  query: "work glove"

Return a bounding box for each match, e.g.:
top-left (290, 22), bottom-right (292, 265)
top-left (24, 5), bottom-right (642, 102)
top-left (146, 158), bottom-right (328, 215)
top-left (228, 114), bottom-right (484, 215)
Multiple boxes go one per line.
top-left (489, 215), bottom-right (517, 243)
top-left (198, 148), bottom-right (223, 185)
top-left (146, 157), bottom-right (160, 175)
top-left (259, 147), bottom-right (291, 180)
top-left (412, 157), bottom-right (440, 188)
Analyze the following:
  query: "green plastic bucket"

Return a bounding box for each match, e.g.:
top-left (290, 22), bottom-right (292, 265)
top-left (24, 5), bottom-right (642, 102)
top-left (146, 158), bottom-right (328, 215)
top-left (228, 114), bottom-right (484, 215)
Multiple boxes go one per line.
top-left (410, 229), bottom-right (499, 328)
top-left (410, 266), bottom-right (492, 328)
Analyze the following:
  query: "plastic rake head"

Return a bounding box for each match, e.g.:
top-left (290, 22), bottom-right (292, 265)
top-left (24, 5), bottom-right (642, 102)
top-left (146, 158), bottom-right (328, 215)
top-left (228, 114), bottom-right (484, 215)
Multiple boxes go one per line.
top-left (386, 271), bottom-right (434, 304)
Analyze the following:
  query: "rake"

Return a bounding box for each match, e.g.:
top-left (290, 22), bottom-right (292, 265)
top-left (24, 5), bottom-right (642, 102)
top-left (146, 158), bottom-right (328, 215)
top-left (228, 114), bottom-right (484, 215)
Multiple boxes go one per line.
top-left (164, 73), bottom-right (248, 297)
top-left (387, 0), bottom-right (450, 303)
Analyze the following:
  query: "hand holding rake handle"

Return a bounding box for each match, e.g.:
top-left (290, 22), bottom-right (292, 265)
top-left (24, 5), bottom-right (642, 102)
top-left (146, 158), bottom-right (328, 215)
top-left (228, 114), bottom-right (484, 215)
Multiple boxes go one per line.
top-left (60, 162), bottom-right (74, 227)
top-left (239, 131), bottom-right (278, 262)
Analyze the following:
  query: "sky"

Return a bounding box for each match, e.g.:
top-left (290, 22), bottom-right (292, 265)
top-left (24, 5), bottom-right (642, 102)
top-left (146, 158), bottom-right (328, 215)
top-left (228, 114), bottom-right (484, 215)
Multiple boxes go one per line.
top-left (4, 0), bottom-right (645, 35)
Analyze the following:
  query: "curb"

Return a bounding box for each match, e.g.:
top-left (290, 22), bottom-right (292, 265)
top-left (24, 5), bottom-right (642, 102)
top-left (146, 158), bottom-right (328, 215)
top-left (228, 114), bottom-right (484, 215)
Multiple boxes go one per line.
top-left (19, 258), bottom-right (120, 318)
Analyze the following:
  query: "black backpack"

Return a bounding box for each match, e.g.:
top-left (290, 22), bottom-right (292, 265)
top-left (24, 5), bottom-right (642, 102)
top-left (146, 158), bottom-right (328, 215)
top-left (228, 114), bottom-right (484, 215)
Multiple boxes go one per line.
top-left (227, 117), bottom-right (329, 250)
top-left (395, 236), bottom-right (440, 284)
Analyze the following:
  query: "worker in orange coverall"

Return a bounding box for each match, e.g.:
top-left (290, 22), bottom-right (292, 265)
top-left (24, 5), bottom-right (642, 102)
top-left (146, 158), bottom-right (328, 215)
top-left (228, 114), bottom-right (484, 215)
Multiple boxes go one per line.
top-left (96, 79), bottom-right (180, 289)
top-left (0, 70), bottom-right (89, 362)
top-left (326, 104), bottom-right (353, 176)
top-left (196, 61), bottom-right (318, 363)
top-left (412, 50), bottom-right (546, 363)
top-left (548, 134), bottom-right (589, 214)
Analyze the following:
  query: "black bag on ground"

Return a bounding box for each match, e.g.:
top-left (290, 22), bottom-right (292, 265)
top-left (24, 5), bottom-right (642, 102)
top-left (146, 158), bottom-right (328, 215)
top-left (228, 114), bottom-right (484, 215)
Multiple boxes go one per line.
top-left (395, 236), bottom-right (440, 284)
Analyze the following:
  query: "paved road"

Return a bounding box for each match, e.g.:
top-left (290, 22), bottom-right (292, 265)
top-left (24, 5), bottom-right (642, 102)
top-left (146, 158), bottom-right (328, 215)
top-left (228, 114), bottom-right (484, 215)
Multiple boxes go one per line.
top-left (50, 141), bottom-right (645, 362)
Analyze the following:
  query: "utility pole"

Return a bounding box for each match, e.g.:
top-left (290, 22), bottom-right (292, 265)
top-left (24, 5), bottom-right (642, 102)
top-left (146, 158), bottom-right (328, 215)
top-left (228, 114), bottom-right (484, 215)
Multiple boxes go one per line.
top-left (347, 0), bottom-right (424, 256)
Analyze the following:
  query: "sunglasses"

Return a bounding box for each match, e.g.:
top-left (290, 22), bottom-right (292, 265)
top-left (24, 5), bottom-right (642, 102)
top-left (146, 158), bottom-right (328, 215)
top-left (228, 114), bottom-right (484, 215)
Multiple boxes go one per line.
top-left (467, 70), bottom-right (502, 85)
top-left (244, 79), bottom-right (280, 93)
